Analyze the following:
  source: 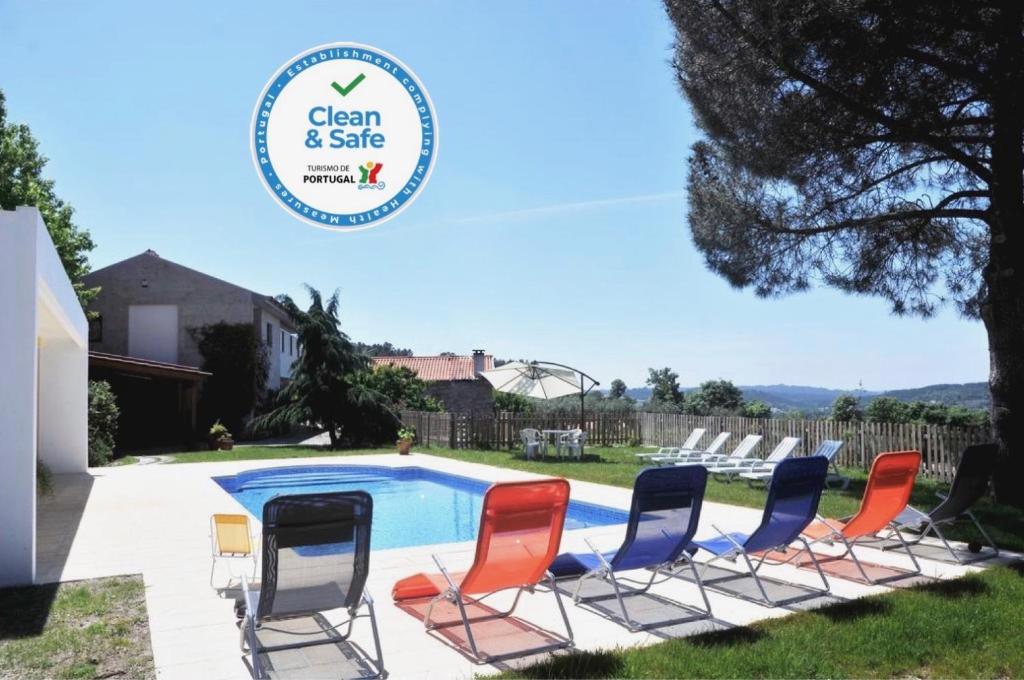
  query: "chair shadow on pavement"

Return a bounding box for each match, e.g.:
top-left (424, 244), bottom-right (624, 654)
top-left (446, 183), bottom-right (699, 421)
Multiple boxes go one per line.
top-left (551, 577), bottom-right (733, 640)
top-left (678, 563), bottom-right (845, 612)
top-left (394, 595), bottom-right (571, 669)
top-left (241, 613), bottom-right (379, 680)
top-left (788, 551), bottom-right (936, 588)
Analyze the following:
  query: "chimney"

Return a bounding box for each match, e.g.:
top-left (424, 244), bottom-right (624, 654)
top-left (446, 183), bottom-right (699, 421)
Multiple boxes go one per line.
top-left (472, 349), bottom-right (486, 376)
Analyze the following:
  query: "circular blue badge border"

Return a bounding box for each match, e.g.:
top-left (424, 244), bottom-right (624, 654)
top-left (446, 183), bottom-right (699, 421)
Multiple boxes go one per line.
top-left (250, 42), bottom-right (438, 231)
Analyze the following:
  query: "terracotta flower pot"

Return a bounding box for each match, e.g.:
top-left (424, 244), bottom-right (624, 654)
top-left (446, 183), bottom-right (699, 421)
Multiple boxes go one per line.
top-left (397, 439), bottom-right (413, 455)
top-left (218, 437), bottom-right (234, 451)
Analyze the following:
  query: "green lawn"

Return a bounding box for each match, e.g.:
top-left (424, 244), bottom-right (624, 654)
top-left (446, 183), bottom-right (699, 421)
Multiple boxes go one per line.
top-left (508, 563), bottom-right (1024, 679)
top-left (167, 444), bottom-right (1023, 552)
top-left (0, 576), bottom-right (154, 679)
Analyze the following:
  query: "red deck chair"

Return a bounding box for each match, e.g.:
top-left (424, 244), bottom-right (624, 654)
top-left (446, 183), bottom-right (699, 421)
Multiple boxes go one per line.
top-left (392, 478), bottom-right (574, 663)
top-left (801, 450), bottom-right (922, 583)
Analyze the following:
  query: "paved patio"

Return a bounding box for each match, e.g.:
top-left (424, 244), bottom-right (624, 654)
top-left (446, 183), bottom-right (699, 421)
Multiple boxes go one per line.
top-left (36, 452), bottom-right (1011, 679)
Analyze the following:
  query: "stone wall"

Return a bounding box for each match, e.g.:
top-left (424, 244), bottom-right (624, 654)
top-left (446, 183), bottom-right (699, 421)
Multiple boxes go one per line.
top-left (426, 379), bottom-right (494, 413)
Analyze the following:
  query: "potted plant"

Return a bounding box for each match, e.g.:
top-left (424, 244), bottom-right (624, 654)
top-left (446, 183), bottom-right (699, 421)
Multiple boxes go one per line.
top-left (209, 420), bottom-right (234, 451)
top-left (396, 427), bottom-right (415, 455)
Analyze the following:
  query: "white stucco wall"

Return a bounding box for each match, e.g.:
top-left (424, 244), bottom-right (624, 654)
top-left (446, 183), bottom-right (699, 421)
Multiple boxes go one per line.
top-left (0, 207), bottom-right (88, 587)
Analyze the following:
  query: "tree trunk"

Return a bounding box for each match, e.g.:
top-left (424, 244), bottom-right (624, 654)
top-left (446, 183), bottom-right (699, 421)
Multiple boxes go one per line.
top-left (983, 247), bottom-right (1024, 509)
top-left (984, 1), bottom-right (1024, 508)
top-left (326, 421), bottom-right (339, 449)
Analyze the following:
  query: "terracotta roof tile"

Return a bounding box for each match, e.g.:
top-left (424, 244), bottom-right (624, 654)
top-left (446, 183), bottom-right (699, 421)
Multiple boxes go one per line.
top-left (371, 354), bottom-right (493, 381)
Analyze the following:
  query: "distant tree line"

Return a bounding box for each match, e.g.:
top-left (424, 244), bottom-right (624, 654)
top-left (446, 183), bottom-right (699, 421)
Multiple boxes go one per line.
top-left (491, 367), bottom-right (989, 427)
top-left (831, 394), bottom-right (988, 428)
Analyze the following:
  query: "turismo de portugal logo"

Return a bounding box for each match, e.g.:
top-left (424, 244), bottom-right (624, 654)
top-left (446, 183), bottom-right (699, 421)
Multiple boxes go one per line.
top-left (251, 43), bottom-right (438, 231)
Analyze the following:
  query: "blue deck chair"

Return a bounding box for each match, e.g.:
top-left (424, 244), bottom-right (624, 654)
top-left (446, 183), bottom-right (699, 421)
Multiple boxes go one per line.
top-left (548, 466), bottom-right (712, 631)
top-left (692, 457), bottom-right (831, 607)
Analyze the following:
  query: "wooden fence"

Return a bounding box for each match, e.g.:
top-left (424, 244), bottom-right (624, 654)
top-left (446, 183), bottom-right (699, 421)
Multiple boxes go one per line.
top-left (398, 409), bottom-right (989, 482)
top-left (637, 413), bottom-right (989, 483)
top-left (399, 410), bottom-right (640, 450)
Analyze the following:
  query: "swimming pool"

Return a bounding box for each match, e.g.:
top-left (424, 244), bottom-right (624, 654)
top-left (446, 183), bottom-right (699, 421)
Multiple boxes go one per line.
top-left (212, 465), bottom-right (629, 550)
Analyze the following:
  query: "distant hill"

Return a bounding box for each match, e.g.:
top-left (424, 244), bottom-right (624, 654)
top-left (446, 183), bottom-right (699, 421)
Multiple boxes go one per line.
top-left (879, 382), bottom-right (989, 409)
top-left (620, 382), bottom-right (987, 412)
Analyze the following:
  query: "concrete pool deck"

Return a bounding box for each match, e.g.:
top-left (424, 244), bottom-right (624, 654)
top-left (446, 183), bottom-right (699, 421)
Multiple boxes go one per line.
top-left (36, 452), bottom-right (1014, 679)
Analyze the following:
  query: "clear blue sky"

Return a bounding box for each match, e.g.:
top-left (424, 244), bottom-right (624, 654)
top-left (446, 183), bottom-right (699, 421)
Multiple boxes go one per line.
top-left (1, 1), bottom-right (987, 391)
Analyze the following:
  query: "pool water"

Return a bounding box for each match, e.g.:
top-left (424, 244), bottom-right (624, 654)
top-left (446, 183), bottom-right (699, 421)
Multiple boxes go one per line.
top-left (212, 465), bottom-right (628, 551)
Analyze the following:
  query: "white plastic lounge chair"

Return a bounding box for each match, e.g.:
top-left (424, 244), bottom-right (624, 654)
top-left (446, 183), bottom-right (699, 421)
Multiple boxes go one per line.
top-left (680, 434), bottom-right (762, 468)
top-left (710, 437), bottom-right (801, 481)
top-left (635, 428), bottom-right (705, 460)
top-left (653, 432), bottom-right (732, 465)
top-left (635, 428), bottom-right (705, 461)
top-left (740, 440), bottom-right (844, 487)
top-left (637, 446), bottom-right (680, 461)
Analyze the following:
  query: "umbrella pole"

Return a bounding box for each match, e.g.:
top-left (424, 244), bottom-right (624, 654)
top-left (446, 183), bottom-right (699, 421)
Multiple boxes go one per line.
top-left (580, 375), bottom-right (585, 459)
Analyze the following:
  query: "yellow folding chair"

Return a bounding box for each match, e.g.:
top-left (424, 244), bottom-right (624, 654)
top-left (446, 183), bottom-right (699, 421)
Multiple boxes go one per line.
top-left (210, 514), bottom-right (257, 589)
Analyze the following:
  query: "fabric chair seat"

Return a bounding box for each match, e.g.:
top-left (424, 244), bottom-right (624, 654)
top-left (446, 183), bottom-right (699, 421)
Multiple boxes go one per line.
top-left (692, 532), bottom-right (751, 557)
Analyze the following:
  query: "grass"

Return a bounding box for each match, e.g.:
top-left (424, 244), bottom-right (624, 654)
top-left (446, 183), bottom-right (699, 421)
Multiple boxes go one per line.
top-left (108, 455), bottom-right (139, 466)
top-left (507, 563), bottom-right (1024, 678)
top-left (165, 444), bottom-right (1024, 551)
top-left (0, 575), bottom-right (154, 679)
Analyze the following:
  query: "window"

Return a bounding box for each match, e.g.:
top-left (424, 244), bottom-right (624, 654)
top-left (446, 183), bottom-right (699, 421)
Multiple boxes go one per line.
top-left (280, 329), bottom-right (285, 353)
top-left (266, 322), bottom-right (273, 347)
top-left (88, 316), bottom-right (103, 342)
top-left (289, 335), bottom-right (294, 356)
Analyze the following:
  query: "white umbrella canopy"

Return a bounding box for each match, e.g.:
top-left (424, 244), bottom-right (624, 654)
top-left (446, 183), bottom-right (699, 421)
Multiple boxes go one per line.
top-left (480, 361), bottom-right (589, 400)
top-left (481, 360), bottom-right (600, 436)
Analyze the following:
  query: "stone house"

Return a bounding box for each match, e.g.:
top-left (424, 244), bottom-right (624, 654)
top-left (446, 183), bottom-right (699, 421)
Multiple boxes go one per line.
top-left (82, 250), bottom-right (297, 446)
top-left (371, 350), bottom-right (495, 413)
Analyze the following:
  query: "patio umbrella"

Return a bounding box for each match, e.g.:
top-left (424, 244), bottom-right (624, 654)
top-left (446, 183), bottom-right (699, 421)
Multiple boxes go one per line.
top-left (481, 360), bottom-right (600, 435)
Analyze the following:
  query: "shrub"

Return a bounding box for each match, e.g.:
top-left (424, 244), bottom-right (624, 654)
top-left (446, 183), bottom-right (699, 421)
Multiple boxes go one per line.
top-left (191, 322), bottom-right (269, 436)
top-left (209, 420), bottom-right (232, 440)
top-left (88, 380), bottom-right (119, 466)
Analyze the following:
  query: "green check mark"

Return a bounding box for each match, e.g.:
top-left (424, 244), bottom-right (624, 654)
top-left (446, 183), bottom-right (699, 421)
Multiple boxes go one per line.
top-left (331, 74), bottom-right (366, 97)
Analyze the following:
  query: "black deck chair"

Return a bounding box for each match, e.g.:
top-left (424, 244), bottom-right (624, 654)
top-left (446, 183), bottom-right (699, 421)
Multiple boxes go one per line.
top-left (240, 492), bottom-right (385, 679)
top-left (883, 443), bottom-right (1000, 563)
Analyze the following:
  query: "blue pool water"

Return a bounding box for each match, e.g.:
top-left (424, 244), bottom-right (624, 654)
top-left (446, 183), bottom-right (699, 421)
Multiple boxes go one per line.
top-left (212, 465), bottom-right (628, 550)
